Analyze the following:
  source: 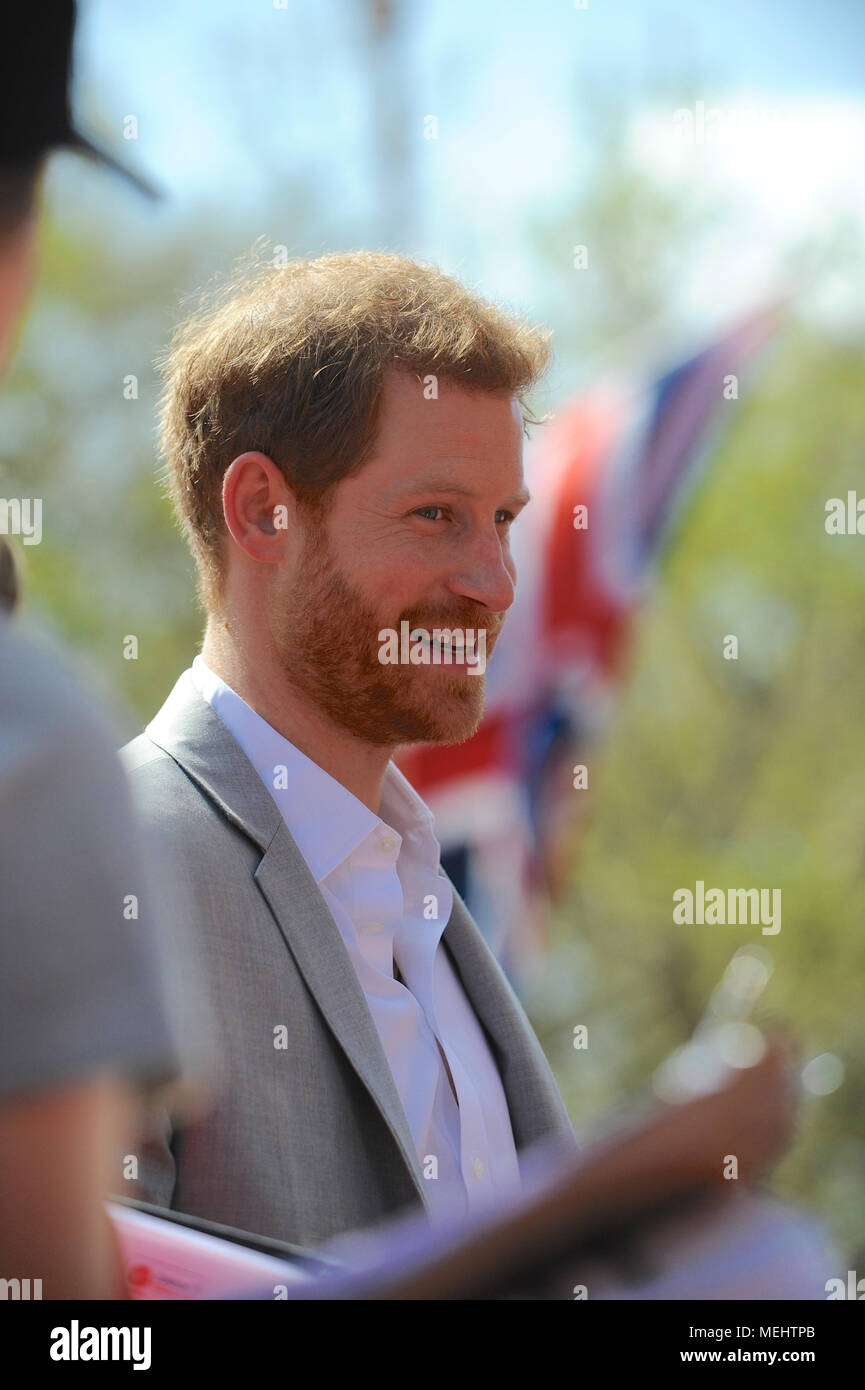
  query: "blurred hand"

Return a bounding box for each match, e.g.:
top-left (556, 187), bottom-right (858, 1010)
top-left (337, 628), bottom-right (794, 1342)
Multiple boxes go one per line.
top-left (675, 1029), bottom-right (801, 1184)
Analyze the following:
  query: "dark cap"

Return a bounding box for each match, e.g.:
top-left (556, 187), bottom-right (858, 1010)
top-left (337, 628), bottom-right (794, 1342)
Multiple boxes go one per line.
top-left (0, 0), bottom-right (159, 198)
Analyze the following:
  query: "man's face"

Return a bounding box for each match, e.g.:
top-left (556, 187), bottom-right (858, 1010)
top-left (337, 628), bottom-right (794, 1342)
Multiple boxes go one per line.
top-left (271, 368), bottom-right (529, 747)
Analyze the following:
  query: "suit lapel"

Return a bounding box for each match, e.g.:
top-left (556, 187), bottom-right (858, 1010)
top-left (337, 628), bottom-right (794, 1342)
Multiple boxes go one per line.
top-left (144, 670), bottom-right (431, 1214)
top-left (440, 879), bottom-right (569, 1153)
top-left (253, 824), bottom-right (431, 1212)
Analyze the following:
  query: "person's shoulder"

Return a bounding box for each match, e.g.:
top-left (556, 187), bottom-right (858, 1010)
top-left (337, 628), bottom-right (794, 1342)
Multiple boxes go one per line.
top-left (121, 732), bottom-right (203, 837)
top-left (120, 730), bottom-right (173, 775)
top-left (0, 618), bottom-right (129, 783)
top-left (0, 618), bottom-right (104, 733)
top-left (0, 621), bottom-right (194, 1099)
top-left (121, 726), bottom-right (233, 858)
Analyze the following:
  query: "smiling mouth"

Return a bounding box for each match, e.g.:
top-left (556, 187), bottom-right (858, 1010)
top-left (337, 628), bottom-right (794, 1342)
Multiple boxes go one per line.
top-left (416, 635), bottom-right (481, 659)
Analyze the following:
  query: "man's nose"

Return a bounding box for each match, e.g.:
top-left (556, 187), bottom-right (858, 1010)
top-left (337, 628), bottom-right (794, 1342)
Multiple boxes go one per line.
top-left (446, 530), bottom-right (517, 615)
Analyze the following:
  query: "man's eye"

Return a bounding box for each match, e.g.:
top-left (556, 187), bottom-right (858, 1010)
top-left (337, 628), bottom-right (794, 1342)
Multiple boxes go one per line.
top-left (413, 506), bottom-right (515, 525)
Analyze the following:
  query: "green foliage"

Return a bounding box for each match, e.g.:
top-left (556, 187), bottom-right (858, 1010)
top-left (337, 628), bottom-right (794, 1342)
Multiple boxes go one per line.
top-left (534, 323), bottom-right (865, 1263)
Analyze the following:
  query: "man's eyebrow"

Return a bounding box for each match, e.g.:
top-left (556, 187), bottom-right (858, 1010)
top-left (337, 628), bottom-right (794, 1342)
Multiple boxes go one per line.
top-left (395, 478), bottom-right (532, 507)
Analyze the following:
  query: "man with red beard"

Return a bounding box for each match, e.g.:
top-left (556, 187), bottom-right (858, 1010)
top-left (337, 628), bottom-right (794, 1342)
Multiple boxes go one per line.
top-left (124, 251), bottom-right (577, 1248)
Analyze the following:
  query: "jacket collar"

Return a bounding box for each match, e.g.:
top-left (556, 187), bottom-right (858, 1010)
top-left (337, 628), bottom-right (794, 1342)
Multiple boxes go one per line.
top-left (146, 670), bottom-right (437, 1207)
top-left (143, 669), bottom-right (561, 1201)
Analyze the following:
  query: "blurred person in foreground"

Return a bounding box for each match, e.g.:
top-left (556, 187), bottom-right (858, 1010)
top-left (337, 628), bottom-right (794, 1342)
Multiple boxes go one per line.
top-left (0, 2), bottom-right (206, 1299)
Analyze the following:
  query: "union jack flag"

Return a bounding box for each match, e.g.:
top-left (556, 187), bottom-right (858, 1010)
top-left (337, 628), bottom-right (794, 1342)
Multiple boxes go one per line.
top-left (396, 303), bottom-right (785, 984)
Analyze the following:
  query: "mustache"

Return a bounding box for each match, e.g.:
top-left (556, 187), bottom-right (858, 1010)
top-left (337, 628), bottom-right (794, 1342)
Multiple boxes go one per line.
top-left (397, 610), bottom-right (505, 640)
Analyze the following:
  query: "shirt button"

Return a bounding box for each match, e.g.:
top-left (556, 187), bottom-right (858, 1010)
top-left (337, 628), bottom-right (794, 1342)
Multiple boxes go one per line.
top-left (378, 835), bottom-right (397, 854)
top-left (472, 1157), bottom-right (484, 1181)
top-left (364, 920), bottom-right (385, 934)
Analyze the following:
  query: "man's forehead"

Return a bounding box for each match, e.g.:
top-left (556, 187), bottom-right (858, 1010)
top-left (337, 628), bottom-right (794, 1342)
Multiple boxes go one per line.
top-left (346, 369), bottom-right (527, 504)
top-left (379, 366), bottom-right (522, 420)
top-left (375, 369), bottom-right (523, 450)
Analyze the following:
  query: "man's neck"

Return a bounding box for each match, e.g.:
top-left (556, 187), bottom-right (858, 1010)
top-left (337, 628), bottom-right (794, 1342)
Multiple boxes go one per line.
top-left (200, 626), bottom-right (394, 816)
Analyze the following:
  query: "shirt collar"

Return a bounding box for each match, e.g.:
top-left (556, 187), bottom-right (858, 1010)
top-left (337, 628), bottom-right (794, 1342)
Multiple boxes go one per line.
top-left (190, 655), bottom-right (443, 885)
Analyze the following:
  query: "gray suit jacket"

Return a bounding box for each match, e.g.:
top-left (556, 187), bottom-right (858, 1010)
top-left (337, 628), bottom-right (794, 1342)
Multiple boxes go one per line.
top-left (121, 670), bottom-right (576, 1249)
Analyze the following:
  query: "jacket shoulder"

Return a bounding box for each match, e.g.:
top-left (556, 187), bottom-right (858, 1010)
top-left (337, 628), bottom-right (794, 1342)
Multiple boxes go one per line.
top-left (120, 732), bottom-right (214, 837)
top-left (119, 731), bottom-right (257, 872)
top-left (121, 731), bottom-right (171, 774)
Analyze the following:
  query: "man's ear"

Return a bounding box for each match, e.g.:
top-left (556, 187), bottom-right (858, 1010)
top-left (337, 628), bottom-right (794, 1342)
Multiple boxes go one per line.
top-left (221, 451), bottom-right (298, 566)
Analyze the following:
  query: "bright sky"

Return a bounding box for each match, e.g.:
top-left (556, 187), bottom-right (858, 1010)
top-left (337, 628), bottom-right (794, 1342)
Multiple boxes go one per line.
top-left (41, 0), bottom-right (865, 389)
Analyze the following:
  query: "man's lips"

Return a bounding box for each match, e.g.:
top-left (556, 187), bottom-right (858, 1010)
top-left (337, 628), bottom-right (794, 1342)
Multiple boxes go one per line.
top-left (403, 621), bottom-right (501, 642)
top-left (414, 631), bottom-right (496, 655)
top-left (416, 637), bottom-right (476, 660)
top-left (373, 619), bottom-right (501, 666)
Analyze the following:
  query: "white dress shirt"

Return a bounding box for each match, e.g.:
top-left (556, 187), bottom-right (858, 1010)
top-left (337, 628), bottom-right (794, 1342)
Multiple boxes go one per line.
top-left (189, 656), bottom-right (522, 1222)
